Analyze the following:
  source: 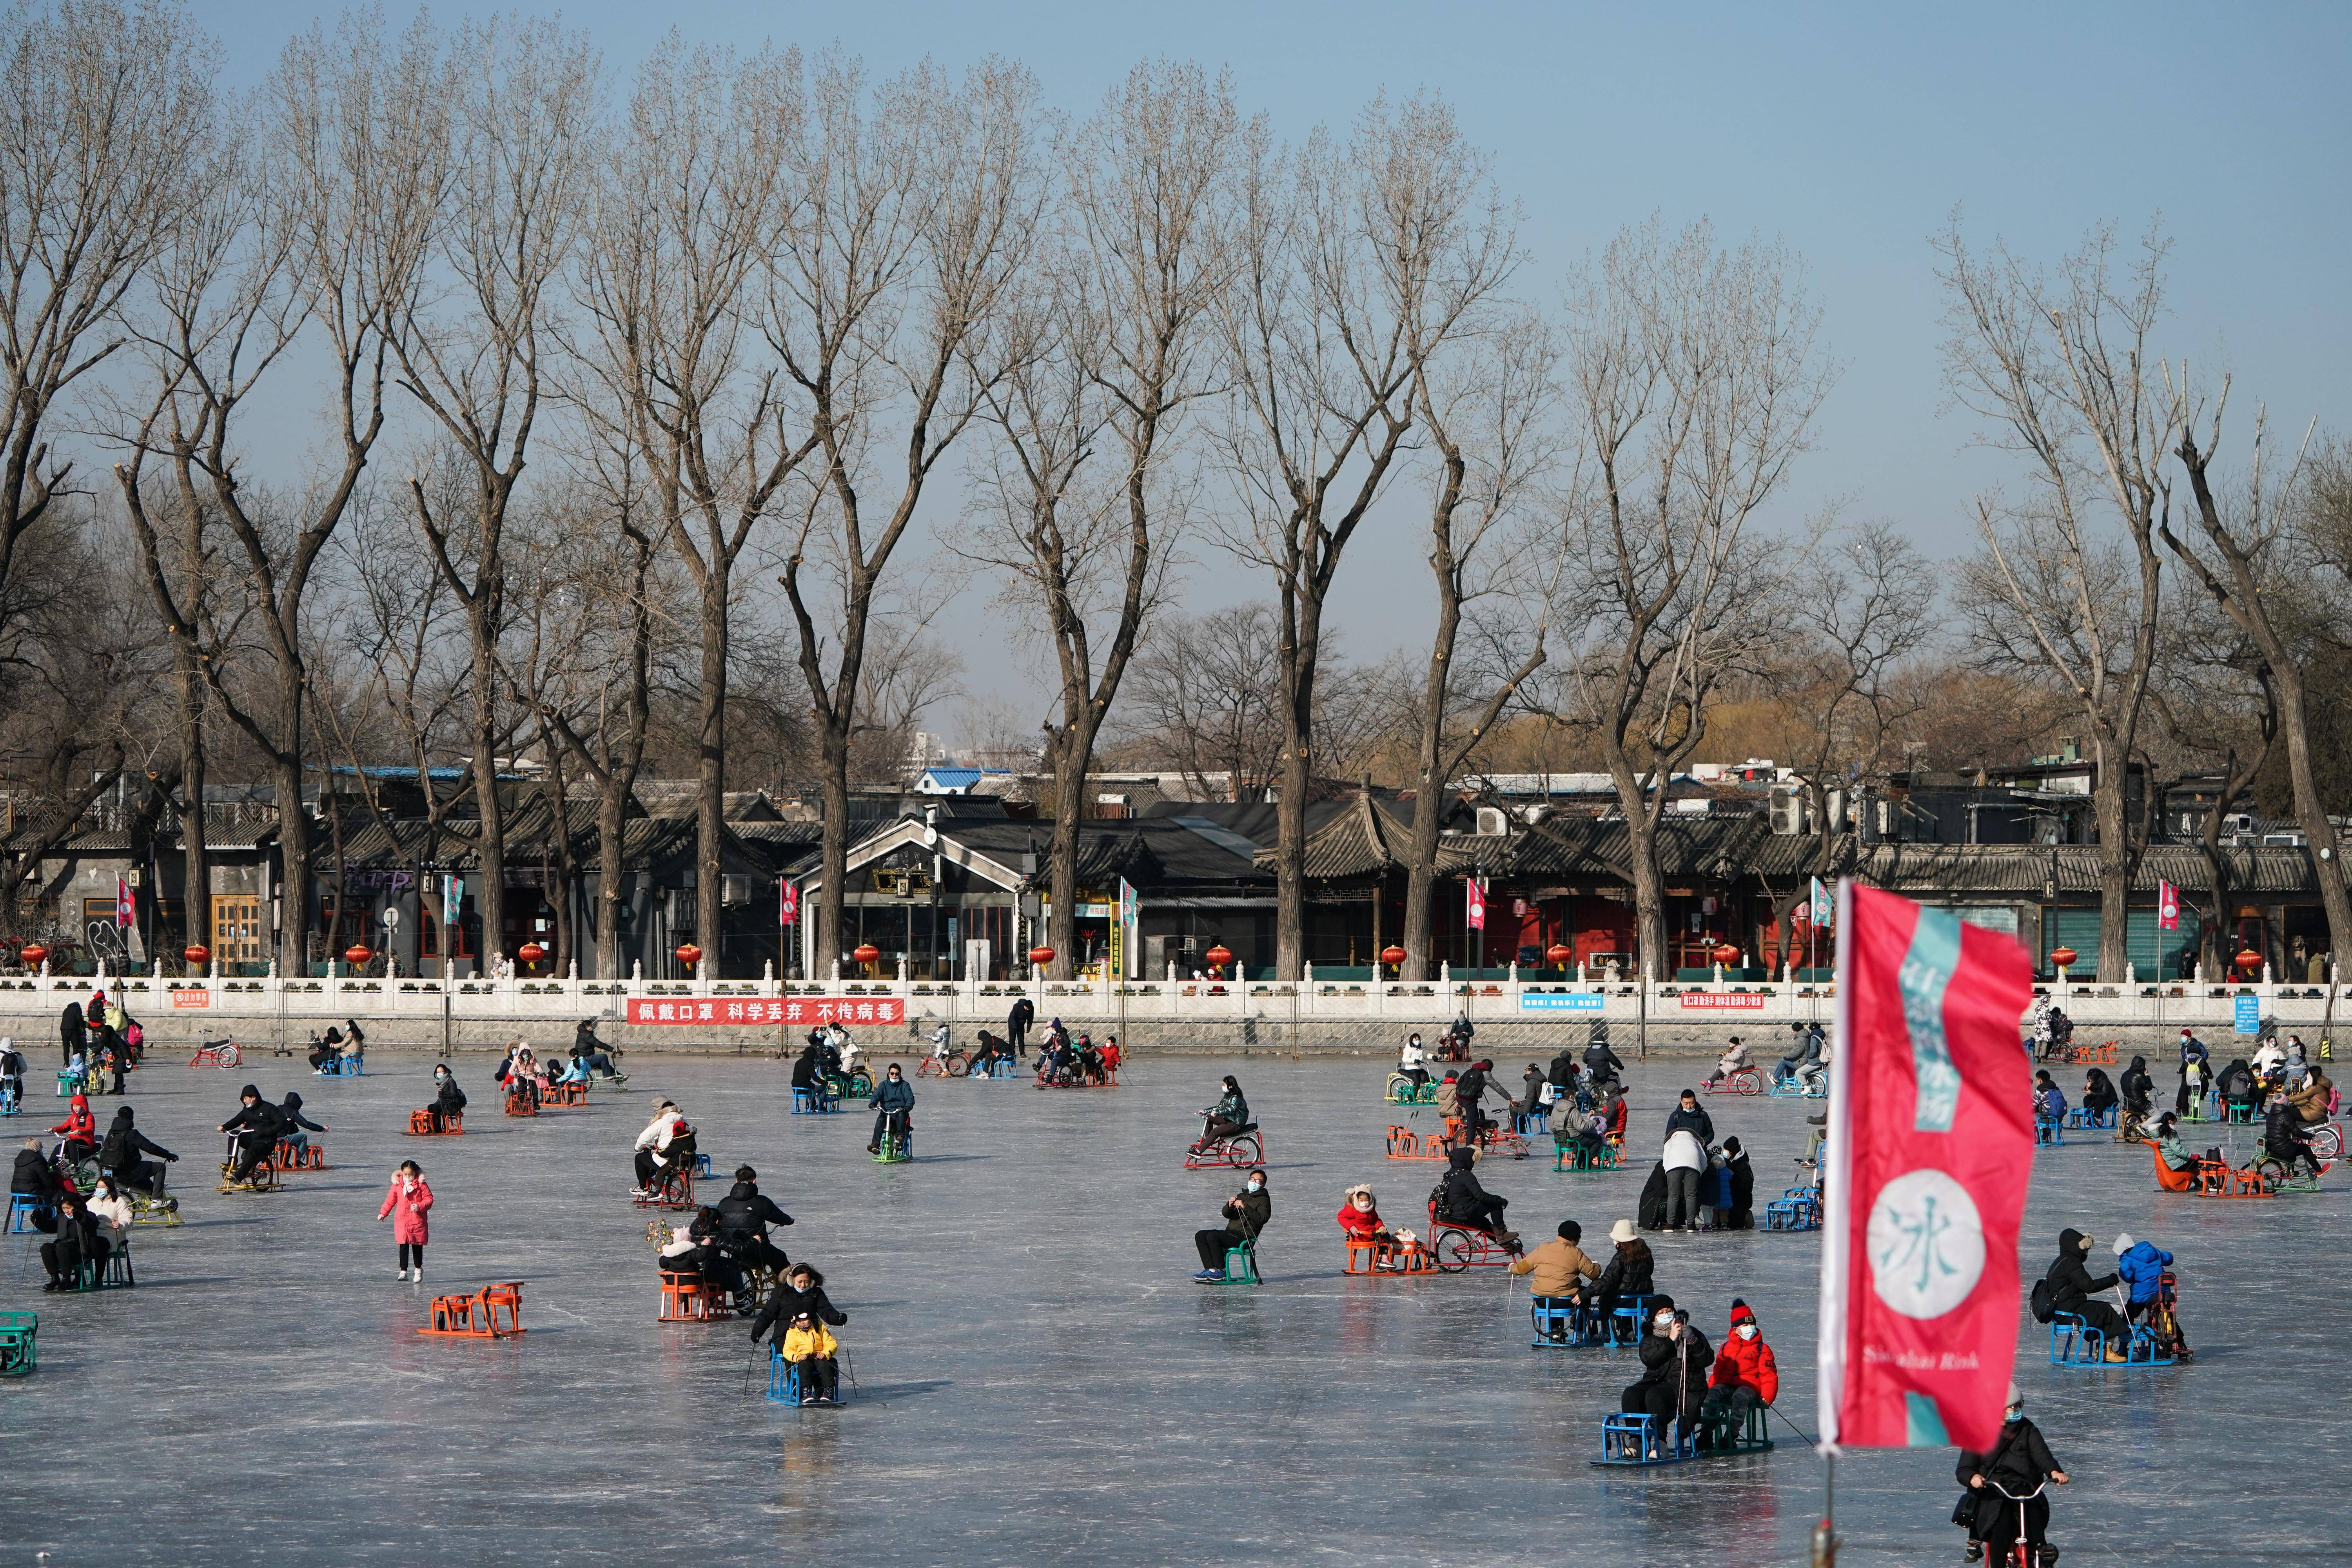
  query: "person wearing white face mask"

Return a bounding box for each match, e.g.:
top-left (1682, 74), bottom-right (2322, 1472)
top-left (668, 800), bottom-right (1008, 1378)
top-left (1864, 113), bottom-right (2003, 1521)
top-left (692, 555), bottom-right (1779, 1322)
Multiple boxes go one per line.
top-left (1193, 1170), bottom-right (1270, 1281)
top-left (1618, 1294), bottom-right (1710, 1457)
top-left (1700, 1299), bottom-right (1777, 1437)
top-left (1955, 1383), bottom-right (2068, 1566)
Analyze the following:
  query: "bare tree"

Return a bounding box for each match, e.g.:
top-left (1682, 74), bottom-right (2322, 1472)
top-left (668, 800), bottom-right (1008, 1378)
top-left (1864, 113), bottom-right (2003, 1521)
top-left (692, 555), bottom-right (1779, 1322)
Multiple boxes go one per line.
top-left (1113, 603), bottom-right (1285, 800)
top-left (771, 56), bottom-right (1044, 976)
top-left (1542, 218), bottom-right (1829, 978)
top-left (2158, 381), bottom-right (2352, 971)
top-left (1218, 95), bottom-right (1516, 977)
top-left (1397, 309), bottom-right (1559, 980)
top-left (1942, 221), bottom-right (2173, 982)
top-left (394, 15), bottom-right (598, 977)
top-left (0, 0), bottom-right (212, 657)
top-left (575, 38), bottom-right (808, 976)
top-left (1759, 519), bottom-right (1934, 965)
top-left (964, 61), bottom-right (1238, 976)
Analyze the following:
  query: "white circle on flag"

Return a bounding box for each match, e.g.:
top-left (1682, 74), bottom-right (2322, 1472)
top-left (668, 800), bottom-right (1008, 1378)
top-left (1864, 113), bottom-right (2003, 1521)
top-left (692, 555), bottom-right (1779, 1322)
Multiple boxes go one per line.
top-left (1865, 1168), bottom-right (1986, 1320)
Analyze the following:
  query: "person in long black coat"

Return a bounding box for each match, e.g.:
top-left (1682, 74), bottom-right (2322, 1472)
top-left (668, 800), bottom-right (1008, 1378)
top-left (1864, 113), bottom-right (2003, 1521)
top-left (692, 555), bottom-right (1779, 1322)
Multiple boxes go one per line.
top-left (1719, 1136), bottom-right (1755, 1229)
top-left (59, 1001), bottom-right (86, 1068)
top-left (1619, 1294), bottom-right (1712, 1452)
top-left (1006, 996), bottom-right (1034, 1059)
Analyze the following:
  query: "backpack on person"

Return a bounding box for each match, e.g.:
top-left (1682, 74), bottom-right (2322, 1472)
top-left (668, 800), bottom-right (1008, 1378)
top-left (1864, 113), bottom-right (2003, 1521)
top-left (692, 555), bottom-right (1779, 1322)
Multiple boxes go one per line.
top-left (2028, 1277), bottom-right (2055, 1324)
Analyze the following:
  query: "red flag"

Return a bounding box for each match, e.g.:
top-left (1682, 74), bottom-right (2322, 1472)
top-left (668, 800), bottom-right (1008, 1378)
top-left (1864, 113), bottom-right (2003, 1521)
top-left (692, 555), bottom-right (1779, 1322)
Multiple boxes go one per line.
top-left (2156, 880), bottom-right (2180, 932)
top-left (779, 880), bottom-right (799, 928)
top-left (1818, 880), bottom-right (2033, 1454)
top-left (1465, 877), bottom-right (1486, 931)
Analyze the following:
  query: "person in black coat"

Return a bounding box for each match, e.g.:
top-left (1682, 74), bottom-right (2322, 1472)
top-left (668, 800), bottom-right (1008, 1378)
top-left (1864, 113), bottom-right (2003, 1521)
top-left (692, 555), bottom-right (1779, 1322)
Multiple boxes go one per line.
top-left (2045, 1228), bottom-right (2127, 1361)
top-left (1583, 1037), bottom-right (1625, 1091)
top-left (789, 1044), bottom-right (822, 1092)
top-left (428, 1064), bottom-right (468, 1132)
top-left (38, 1189), bottom-right (107, 1290)
top-left (278, 1091), bottom-right (326, 1153)
top-left (867, 1063), bottom-right (915, 1154)
top-left (1719, 1136), bottom-right (1755, 1229)
top-left (99, 1106), bottom-right (176, 1199)
top-left (2081, 1068), bottom-right (2117, 1120)
top-left (2118, 1055), bottom-right (2154, 1136)
top-left (1547, 1048), bottom-right (1580, 1099)
top-left (1437, 1148), bottom-right (1518, 1248)
top-left (1662, 1090), bottom-right (1715, 1145)
top-left (1619, 1294), bottom-right (1711, 1453)
top-left (1956, 1385), bottom-right (2068, 1564)
top-left (570, 1020), bottom-right (625, 1080)
top-left (218, 1085), bottom-right (287, 1185)
top-left (59, 1001), bottom-right (86, 1068)
top-left (1007, 996), bottom-right (1034, 1059)
top-left (1454, 1060), bottom-right (1501, 1141)
top-left (747, 1262), bottom-right (849, 1345)
top-left (715, 1170), bottom-right (794, 1273)
top-left (11, 1139), bottom-right (63, 1230)
top-left (1593, 1220), bottom-right (1655, 1317)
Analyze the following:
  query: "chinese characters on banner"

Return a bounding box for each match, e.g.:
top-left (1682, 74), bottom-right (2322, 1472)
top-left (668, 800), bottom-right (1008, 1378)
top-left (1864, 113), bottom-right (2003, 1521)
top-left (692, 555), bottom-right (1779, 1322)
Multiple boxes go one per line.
top-left (2156, 879), bottom-right (2179, 931)
top-left (628, 997), bottom-right (904, 1027)
top-left (1819, 879), bottom-right (2033, 1454)
top-left (780, 881), bottom-right (799, 928)
top-left (1464, 876), bottom-right (1486, 931)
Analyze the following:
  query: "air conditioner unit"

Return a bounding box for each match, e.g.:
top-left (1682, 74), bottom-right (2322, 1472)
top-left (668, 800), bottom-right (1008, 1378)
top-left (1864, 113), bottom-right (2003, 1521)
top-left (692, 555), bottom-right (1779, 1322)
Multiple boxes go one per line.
top-left (719, 874), bottom-right (752, 907)
top-left (1768, 785), bottom-right (1804, 835)
top-left (1475, 806), bottom-right (1508, 836)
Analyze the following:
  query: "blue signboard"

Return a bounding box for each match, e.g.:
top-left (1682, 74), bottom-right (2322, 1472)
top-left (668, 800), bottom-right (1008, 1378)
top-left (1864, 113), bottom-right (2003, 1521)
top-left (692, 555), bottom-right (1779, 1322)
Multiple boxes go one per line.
top-left (2233, 994), bottom-right (2262, 1034)
top-left (1521, 992), bottom-right (1605, 1012)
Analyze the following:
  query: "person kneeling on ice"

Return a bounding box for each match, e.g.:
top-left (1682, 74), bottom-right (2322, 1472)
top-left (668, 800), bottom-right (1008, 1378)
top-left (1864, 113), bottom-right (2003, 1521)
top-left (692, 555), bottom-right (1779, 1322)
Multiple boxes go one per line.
top-left (378, 1160), bottom-right (433, 1281)
top-left (1619, 1296), bottom-right (1710, 1456)
top-left (781, 1311), bottom-right (842, 1404)
top-left (1957, 1384), bottom-right (2068, 1567)
top-left (1193, 1169), bottom-right (1270, 1281)
top-left (2112, 1232), bottom-right (2190, 1360)
top-left (1701, 1299), bottom-right (1777, 1437)
top-left (1511, 1220), bottom-right (1602, 1339)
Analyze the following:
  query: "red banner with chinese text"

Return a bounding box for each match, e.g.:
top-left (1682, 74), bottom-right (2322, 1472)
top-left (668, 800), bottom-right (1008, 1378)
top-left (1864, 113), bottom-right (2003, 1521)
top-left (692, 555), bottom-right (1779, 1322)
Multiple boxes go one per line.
top-left (1818, 880), bottom-right (2032, 1454)
top-left (628, 997), bottom-right (904, 1027)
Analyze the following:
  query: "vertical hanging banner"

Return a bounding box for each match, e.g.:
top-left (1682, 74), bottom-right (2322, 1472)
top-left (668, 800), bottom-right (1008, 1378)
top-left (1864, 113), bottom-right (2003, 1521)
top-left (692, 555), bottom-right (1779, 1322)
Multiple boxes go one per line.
top-left (1465, 876), bottom-right (1486, 931)
top-left (1818, 879), bottom-right (2033, 1454)
top-left (779, 880), bottom-right (799, 928)
top-left (1116, 877), bottom-right (1138, 982)
top-left (2156, 880), bottom-right (2180, 931)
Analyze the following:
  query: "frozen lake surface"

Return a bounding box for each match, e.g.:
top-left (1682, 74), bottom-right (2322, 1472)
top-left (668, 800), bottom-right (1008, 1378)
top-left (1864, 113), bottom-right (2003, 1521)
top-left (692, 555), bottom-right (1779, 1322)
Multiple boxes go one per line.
top-left (3, 1044), bottom-right (2343, 1566)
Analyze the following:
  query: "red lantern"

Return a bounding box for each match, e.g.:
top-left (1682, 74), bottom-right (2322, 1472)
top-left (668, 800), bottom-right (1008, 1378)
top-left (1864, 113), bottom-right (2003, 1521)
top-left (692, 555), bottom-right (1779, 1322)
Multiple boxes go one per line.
top-left (676, 943), bottom-right (704, 968)
top-left (1712, 943), bottom-right (1740, 967)
top-left (1380, 944), bottom-right (1407, 969)
top-left (19, 943), bottom-right (47, 967)
top-left (1545, 943), bottom-right (1574, 967)
top-left (1027, 946), bottom-right (1055, 966)
top-left (2048, 946), bottom-right (2078, 969)
top-left (1203, 943), bottom-right (1233, 973)
top-left (2235, 948), bottom-right (2263, 971)
top-left (183, 944), bottom-right (210, 967)
top-left (517, 942), bottom-right (546, 965)
top-left (344, 945), bottom-right (373, 968)
top-left (852, 943), bottom-right (881, 967)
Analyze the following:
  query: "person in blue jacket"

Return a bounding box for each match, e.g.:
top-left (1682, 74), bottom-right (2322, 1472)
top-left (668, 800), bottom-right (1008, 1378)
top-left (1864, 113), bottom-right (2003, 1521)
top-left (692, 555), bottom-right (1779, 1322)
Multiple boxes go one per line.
top-left (2031, 1070), bottom-right (2067, 1125)
top-left (2112, 1232), bottom-right (2192, 1361)
top-left (867, 1062), bottom-right (914, 1155)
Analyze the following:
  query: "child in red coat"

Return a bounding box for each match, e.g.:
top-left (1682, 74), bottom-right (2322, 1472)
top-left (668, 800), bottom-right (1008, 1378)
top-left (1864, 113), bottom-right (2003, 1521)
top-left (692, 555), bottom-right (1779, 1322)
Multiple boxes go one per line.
top-left (51, 1093), bottom-right (97, 1163)
top-left (1703, 1298), bottom-right (1779, 1434)
top-left (377, 1160), bottom-right (434, 1282)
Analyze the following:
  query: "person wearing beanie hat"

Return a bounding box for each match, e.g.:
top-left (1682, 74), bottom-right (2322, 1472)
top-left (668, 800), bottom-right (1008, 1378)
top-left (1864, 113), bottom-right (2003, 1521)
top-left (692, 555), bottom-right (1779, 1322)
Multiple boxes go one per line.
top-left (1957, 1384), bottom-right (2069, 1565)
top-left (1509, 1218), bottom-right (1603, 1319)
top-left (217, 1082), bottom-right (288, 1187)
top-left (1619, 1293), bottom-right (1710, 1456)
top-left (98, 1103), bottom-right (177, 1200)
top-left (1701, 1298), bottom-right (1778, 1437)
top-left (1437, 1147), bottom-right (1519, 1250)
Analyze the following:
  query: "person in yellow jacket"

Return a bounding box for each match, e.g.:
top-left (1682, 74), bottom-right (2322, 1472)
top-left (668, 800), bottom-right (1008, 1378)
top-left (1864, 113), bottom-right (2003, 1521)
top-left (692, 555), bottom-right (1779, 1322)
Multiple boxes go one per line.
top-left (782, 1311), bottom-right (841, 1405)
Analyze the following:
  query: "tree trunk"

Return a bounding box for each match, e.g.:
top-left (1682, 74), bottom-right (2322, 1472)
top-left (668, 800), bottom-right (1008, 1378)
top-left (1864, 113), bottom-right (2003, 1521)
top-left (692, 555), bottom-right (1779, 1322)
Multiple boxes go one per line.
top-left (2091, 732), bottom-right (2133, 982)
top-left (274, 746), bottom-right (309, 979)
top-left (1623, 812), bottom-right (1668, 980)
top-left (2269, 665), bottom-right (2352, 973)
top-left (1274, 655), bottom-right (1313, 981)
top-left (694, 571), bottom-right (728, 979)
top-left (815, 722), bottom-right (851, 982)
top-left (1401, 800), bottom-right (1445, 984)
top-left (1045, 722), bottom-right (1095, 982)
top-left (176, 651), bottom-right (207, 968)
top-left (597, 781), bottom-right (626, 981)
top-left (469, 705), bottom-right (505, 981)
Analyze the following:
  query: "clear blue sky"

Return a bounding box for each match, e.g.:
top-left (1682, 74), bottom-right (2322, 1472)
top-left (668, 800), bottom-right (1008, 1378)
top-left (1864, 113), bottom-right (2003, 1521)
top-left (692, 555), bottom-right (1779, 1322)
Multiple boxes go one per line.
top-left (205, 1), bottom-right (2352, 732)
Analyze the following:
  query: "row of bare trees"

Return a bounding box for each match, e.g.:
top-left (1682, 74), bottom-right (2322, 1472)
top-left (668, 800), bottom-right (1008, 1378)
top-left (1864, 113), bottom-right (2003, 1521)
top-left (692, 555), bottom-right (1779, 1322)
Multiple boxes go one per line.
top-left (1, 4), bottom-right (2344, 983)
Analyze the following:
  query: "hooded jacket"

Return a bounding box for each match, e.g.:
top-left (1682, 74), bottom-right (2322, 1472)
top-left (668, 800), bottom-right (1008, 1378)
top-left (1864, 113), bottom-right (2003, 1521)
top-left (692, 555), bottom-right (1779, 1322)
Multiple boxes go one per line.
top-left (2114, 1239), bottom-right (2171, 1303)
top-left (1548, 1049), bottom-right (1579, 1090)
top-left (12, 1147), bottom-right (60, 1199)
top-left (2287, 1071), bottom-right (2335, 1124)
top-left (2045, 1229), bottom-right (2119, 1315)
top-left (1709, 1304), bottom-right (1779, 1403)
top-left (1437, 1149), bottom-right (1495, 1223)
top-left (51, 1096), bottom-right (96, 1144)
top-left (278, 1093), bottom-right (325, 1133)
top-left (1509, 1236), bottom-right (1601, 1295)
top-left (100, 1108), bottom-right (174, 1172)
top-left (377, 1172), bottom-right (433, 1245)
top-left (1584, 1041), bottom-right (1624, 1079)
top-left (2120, 1057), bottom-right (2153, 1109)
top-left (715, 1181), bottom-right (793, 1245)
top-left (2083, 1069), bottom-right (2116, 1108)
top-left (748, 1278), bottom-right (849, 1345)
top-left (870, 1076), bottom-right (915, 1116)
top-left (221, 1091), bottom-right (287, 1142)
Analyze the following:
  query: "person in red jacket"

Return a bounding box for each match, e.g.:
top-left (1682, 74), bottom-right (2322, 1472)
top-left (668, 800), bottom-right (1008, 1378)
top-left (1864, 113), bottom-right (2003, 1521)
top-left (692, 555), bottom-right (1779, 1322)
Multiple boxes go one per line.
top-left (377, 1160), bottom-right (434, 1282)
top-left (50, 1093), bottom-right (98, 1164)
top-left (1336, 1183), bottom-right (1392, 1247)
top-left (1702, 1298), bottom-right (1779, 1436)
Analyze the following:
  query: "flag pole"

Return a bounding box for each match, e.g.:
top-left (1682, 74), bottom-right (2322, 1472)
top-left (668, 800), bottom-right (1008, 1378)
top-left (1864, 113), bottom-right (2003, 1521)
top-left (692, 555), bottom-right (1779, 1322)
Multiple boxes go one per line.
top-left (1812, 876), bottom-right (1855, 1567)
